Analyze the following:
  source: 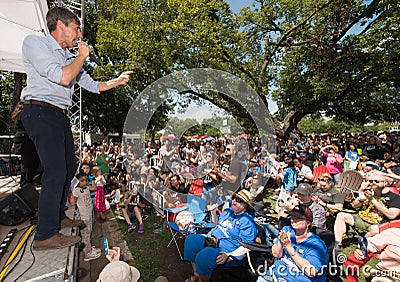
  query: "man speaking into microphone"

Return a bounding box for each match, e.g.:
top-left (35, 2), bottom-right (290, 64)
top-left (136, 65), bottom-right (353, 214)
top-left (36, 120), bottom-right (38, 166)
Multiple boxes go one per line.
top-left (20, 6), bottom-right (132, 249)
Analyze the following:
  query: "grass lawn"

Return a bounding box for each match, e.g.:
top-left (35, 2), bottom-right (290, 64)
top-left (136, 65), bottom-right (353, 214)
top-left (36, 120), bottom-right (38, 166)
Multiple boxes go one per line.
top-left (112, 205), bottom-right (192, 281)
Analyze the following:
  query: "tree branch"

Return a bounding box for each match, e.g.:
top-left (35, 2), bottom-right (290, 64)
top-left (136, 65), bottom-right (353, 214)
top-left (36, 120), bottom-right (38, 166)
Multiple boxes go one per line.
top-left (257, 0), bottom-right (335, 96)
top-left (333, 0), bottom-right (381, 42)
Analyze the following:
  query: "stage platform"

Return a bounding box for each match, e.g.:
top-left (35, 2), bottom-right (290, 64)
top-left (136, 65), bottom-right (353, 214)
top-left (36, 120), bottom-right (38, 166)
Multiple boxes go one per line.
top-left (0, 175), bottom-right (132, 282)
top-left (0, 175), bottom-right (79, 281)
top-left (0, 175), bottom-right (21, 199)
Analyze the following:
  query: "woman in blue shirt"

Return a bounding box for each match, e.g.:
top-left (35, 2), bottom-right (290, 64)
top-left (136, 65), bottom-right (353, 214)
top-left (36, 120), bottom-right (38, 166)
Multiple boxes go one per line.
top-left (184, 189), bottom-right (258, 281)
top-left (258, 204), bottom-right (328, 282)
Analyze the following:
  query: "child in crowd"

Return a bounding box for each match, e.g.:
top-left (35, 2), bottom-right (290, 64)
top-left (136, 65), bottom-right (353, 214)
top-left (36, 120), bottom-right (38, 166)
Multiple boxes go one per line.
top-left (121, 181), bottom-right (145, 233)
top-left (70, 172), bottom-right (101, 261)
top-left (92, 166), bottom-right (107, 221)
top-left (275, 159), bottom-right (297, 213)
top-left (80, 162), bottom-right (96, 226)
top-left (283, 159), bottom-right (298, 193)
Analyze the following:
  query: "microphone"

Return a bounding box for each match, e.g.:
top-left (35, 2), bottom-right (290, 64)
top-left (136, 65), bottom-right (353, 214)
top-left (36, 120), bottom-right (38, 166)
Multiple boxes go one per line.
top-left (89, 53), bottom-right (101, 65)
top-left (73, 39), bottom-right (101, 65)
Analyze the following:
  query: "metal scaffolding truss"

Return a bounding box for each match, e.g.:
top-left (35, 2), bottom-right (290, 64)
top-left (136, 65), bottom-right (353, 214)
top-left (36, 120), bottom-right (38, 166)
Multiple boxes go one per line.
top-left (56, 0), bottom-right (85, 147)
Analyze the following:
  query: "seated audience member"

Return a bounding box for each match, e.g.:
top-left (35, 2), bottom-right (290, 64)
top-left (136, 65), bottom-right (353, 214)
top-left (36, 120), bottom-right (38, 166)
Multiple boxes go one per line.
top-left (363, 135), bottom-right (385, 161)
top-left (275, 159), bottom-right (297, 214)
top-left (320, 145), bottom-right (343, 185)
top-left (294, 183), bottom-right (326, 230)
top-left (299, 151), bottom-right (315, 171)
top-left (198, 152), bottom-right (219, 205)
top-left (244, 172), bottom-right (266, 212)
top-left (153, 174), bottom-right (187, 234)
top-left (312, 172), bottom-right (344, 210)
top-left (257, 204), bottom-right (328, 282)
top-left (294, 158), bottom-right (314, 184)
top-left (183, 190), bottom-right (258, 282)
top-left (343, 228), bottom-right (400, 282)
top-left (344, 144), bottom-right (360, 170)
top-left (282, 159), bottom-right (298, 193)
top-left (121, 182), bottom-right (145, 233)
top-left (361, 159), bottom-right (380, 180)
top-left (97, 247), bottom-right (140, 282)
top-left (333, 173), bottom-right (400, 251)
top-left (383, 157), bottom-right (400, 176)
top-left (163, 174), bottom-right (187, 208)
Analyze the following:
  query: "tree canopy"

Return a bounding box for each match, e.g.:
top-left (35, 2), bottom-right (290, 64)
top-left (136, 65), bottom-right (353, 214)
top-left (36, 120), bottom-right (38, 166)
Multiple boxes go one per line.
top-left (2, 0), bottom-right (399, 139)
top-left (83, 0), bottom-right (399, 138)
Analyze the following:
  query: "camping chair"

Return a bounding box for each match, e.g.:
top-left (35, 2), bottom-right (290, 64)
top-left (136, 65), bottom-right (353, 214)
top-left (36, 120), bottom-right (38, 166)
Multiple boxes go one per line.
top-left (337, 170), bottom-right (363, 207)
top-left (166, 195), bottom-right (215, 259)
top-left (212, 216), bottom-right (277, 281)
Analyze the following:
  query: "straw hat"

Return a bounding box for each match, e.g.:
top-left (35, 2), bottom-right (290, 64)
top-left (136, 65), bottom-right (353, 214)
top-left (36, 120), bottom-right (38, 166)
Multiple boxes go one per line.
top-left (234, 189), bottom-right (254, 210)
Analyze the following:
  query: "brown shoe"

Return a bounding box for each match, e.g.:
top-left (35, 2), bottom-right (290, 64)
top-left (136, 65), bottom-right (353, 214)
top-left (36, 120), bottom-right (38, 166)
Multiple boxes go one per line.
top-left (33, 233), bottom-right (81, 250)
top-left (60, 217), bottom-right (85, 227)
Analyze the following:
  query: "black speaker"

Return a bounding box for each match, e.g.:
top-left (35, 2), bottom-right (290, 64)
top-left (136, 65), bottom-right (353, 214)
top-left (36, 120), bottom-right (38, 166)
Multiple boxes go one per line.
top-left (0, 184), bottom-right (39, 226)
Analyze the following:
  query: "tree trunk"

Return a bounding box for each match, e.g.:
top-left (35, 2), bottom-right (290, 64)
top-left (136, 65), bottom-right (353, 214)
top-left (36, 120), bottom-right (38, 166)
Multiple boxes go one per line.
top-left (272, 110), bottom-right (308, 139)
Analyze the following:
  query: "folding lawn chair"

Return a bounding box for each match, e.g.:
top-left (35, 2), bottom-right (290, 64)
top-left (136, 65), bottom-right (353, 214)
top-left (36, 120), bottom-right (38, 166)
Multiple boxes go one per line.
top-left (337, 170), bottom-right (363, 205)
top-left (166, 195), bottom-right (215, 259)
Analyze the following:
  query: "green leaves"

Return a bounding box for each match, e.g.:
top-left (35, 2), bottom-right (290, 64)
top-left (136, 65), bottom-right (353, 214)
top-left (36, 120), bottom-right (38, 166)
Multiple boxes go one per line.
top-left (78, 0), bottom-right (400, 137)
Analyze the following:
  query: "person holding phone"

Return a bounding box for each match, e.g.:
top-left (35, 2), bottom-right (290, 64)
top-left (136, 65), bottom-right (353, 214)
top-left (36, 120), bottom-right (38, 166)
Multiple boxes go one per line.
top-left (320, 145), bottom-right (343, 185)
top-left (97, 247), bottom-right (141, 282)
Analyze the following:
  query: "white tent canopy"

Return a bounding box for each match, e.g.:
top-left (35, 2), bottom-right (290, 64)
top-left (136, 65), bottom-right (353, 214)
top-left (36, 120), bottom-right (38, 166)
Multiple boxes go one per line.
top-left (0, 0), bottom-right (48, 73)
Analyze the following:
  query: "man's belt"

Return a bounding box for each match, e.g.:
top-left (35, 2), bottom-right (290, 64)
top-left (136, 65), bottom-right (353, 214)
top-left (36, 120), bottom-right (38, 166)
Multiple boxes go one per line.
top-left (24, 100), bottom-right (68, 115)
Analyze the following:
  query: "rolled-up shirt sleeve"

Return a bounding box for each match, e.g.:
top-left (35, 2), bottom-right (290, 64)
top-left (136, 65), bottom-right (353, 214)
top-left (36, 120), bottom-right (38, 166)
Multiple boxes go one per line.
top-left (76, 69), bottom-right (100, 94)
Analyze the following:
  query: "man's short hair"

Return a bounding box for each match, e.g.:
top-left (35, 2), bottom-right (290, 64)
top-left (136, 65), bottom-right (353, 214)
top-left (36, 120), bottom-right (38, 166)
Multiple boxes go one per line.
top-left (46, 6), bottom-right (80, 32)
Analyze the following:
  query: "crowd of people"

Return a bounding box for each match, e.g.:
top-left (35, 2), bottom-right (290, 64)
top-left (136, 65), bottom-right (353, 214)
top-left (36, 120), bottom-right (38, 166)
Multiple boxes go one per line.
top-left (66, 130), bottom-right (400, 281)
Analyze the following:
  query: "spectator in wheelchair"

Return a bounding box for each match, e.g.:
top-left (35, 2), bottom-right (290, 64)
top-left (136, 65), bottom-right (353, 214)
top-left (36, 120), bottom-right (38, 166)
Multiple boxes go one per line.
top-left (183, 189), bottom-right (258, 282)
top-left (257, 204), bottom-right (328, 282)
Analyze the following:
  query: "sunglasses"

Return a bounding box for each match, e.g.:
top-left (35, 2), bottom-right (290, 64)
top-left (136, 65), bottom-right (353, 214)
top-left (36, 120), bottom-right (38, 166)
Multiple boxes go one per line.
top-left (232, 196), bottom-right (245, 204)
top-left (318, 178), bottom-right (328, 182)
top-left (226, 148), bottom-right (231, 151)
top-left (369, 179), bottom-right (382, 183)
